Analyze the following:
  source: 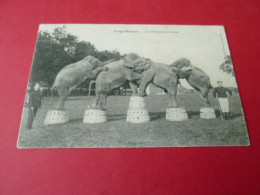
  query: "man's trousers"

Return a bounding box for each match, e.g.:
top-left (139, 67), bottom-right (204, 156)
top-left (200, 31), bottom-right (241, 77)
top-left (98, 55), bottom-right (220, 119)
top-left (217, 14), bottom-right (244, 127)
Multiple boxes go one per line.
top-left (26, 107), bottom-right (38, 129)
top-left (218, 98), bottom-right (229, 113)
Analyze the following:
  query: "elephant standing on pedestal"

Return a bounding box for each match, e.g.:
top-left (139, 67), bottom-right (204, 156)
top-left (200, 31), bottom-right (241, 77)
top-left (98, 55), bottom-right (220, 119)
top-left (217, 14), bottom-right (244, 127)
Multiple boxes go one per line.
top-left (125, 57), bottom-right (179, 108)
top-left (169, 58), bottom-right (212, 106)
top-left (51, 56), bottom-right (115, 110)
top-left (91, 53), bottom-right (145, 110)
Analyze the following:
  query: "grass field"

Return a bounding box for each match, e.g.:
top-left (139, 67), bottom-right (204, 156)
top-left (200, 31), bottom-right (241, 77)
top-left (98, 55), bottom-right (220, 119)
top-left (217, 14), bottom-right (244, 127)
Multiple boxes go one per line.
top-left (17, 93), bottom-right (250, 148)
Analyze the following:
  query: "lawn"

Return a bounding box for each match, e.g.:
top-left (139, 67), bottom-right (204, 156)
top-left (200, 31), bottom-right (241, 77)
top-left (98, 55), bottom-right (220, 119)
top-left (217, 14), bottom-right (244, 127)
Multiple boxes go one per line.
top-left (17, 93), bottom-right (250, 148)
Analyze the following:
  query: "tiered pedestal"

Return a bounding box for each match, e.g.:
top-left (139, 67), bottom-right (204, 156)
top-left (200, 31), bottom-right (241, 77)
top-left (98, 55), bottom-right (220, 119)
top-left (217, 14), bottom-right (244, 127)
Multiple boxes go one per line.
top-left (44, 110), bottom-right (69, 125)
top-left (126, 96), bottom-right (150, 123)
top-left (83, 109), bottom-right (107, 123)
top-left (166, 107), bottom-right (188, 121)
top-left (200, 107), bottom-right (216, 119)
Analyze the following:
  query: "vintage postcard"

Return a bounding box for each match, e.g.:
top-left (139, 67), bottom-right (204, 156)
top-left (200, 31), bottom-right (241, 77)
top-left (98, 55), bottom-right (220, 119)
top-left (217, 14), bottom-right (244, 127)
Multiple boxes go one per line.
top-left (17, 24), bottom-right (250, 148)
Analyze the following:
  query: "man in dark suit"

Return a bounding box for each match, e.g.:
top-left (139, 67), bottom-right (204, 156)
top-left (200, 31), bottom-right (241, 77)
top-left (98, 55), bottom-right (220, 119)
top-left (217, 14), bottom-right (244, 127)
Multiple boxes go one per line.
top-left (213, 81), bottom-right (232, 120)
top-left (26, 82), bottom-right (42, 129)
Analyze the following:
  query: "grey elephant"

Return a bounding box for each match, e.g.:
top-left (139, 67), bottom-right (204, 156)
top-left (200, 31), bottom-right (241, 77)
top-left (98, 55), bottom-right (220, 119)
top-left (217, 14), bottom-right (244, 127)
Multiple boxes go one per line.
top-left (51, 56), bottom-right (115, 110)
top-left (169, 58), bottom-right (212, 106)
top-left (125, 57), bottom-right (179, 108)
top-left (91, 53), bottom-right (145, 110)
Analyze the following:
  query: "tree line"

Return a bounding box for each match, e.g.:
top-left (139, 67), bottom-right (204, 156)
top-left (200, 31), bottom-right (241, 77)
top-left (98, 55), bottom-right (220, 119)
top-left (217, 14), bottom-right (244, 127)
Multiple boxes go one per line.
top-left (30, 26), bottom-right (122, 88)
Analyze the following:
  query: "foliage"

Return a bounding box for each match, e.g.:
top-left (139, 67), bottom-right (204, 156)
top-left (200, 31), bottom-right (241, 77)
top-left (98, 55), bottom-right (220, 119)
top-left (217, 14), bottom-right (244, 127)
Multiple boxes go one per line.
top-left (30, 26), bottom-right (122, 87)
top-left (219, 55), bottom-right (235, 76)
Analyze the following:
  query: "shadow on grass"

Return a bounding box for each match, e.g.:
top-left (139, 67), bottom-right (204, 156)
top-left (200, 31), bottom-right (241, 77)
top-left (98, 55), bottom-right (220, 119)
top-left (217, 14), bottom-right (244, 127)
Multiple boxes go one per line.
top-left (231, 113), bottom-right (243, 118)
top-left (108, 112), bottom-right (166, 122)
top-left (215, 109), bottom-right (242, 119)
top-left (67, 97), bottom-right (91, 101)
top-left (108, 114), bottom-right (127, 121)
top-left (187, 110), bottom-right (200, 117)
top-left (69, 118), bottom-right (84, 123)
top-left (69, 112), bottom-right (167, 122)
top-left (67, 110), bottom-right (243, 123)
top-left (149, 112), bottom-right (165, 121)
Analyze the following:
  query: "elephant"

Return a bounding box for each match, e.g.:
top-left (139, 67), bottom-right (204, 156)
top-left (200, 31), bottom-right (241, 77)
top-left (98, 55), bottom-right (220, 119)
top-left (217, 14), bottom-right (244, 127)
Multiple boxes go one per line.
top-left (125, 57), bottom-right (179, 108)
top-left (91, 53), bottom-right (144, 110)
top-left (51, 56), bottom-right (115, 110)
top-left (169, 58), bottom-right (212, 106)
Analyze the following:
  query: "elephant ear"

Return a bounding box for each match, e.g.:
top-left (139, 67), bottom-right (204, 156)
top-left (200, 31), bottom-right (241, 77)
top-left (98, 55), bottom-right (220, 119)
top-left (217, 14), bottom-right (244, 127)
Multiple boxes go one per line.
top-left (171, 58), bottom-right (191, 69)
top-left (140, 58), bottom-right (151, 71)
top-left (123, 53), bottom-right (140, 64)
top-left (123, 56), bottom-right (135, 69)
top-left (83, 56), bottom-right (99, 68)
top-left (131, 58), bottom-right (151, 73)
top-left (91, 58), bottom-right (100, 67)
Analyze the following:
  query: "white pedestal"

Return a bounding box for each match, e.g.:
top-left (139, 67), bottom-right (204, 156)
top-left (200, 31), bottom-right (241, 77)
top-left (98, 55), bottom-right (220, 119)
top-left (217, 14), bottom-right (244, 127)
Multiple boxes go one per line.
top-left (44, 110), bottom-right (69, 125)
top-left (128, 96), bottom-right (146, 109)
top-left (126, 109), bottom-right (150, 123)
top-left (166, 107), bottom-right (188, 121)
top-left (200, 107), bottom-right (216, 119)
top-left (126, 96), bottom-right (150, 123)
top-left (83, 109), bottom-right (107, 123)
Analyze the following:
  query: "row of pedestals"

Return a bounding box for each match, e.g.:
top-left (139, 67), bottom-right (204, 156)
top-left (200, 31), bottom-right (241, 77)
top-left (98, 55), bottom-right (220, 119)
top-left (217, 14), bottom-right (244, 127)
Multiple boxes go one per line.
top-left (44, 96), bottom-right (216, 125)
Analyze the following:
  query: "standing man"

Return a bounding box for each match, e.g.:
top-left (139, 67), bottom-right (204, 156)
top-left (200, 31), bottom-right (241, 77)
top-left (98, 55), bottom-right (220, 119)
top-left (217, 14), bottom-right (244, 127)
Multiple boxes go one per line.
top-left (213, 81), bottom-right (232, 120)
top-left (26, 82), bottom-right (42, 129)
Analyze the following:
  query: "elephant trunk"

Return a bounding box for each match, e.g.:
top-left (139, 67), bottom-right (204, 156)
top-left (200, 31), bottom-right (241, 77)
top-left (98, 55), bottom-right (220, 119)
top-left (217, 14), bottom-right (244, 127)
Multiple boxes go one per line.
top-left (98, 59), bottom-right (115, 67)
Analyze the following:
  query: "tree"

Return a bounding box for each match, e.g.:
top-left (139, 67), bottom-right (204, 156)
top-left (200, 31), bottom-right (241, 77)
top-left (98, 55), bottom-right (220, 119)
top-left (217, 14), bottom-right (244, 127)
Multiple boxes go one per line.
top-left (96, 50), bottom-right (122, 61)
top-left (73, 41), bottom-right (97, 61)
top-left (219, 55), bottom-right (235, 76)
top-left (30, 26), bottom-right (123, 89)
top-left (30, 26), bottom-right (79, 86)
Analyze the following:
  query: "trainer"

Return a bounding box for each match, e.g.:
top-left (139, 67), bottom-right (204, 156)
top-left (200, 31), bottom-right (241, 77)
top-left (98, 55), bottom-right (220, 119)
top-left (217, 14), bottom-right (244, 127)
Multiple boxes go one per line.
top-left (213, 81), bottom-right (232, 120)
top-left (26, 82), bottom-right (42, 129)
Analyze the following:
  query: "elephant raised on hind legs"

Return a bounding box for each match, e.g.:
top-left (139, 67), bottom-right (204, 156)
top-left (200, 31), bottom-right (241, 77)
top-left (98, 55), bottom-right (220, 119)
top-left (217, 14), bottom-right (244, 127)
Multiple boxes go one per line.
top-left (91, 53), bottom-right (144, 110)
top-left (125, 57), bottom-right (179, 108)
top-left (51, 56), bottom-right (115, 110)
top-left (169, 58), bottom-right (212, 107)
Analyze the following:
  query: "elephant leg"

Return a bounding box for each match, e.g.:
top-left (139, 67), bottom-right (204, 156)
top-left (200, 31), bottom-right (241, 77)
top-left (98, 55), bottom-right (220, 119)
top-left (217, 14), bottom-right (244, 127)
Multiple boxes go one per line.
top-left (91, 94), bottom-right (100, 109)
top-left (164, 90), bottom-right (173, 108)
top-left (168, 91), bottom-right (178, 108)
top-left (167, 79), bottom-right (179, 108)
top-left (200, 87), bottom-right (211, 106)
top-left (56, 86), bottom-right (70, 110)
top-left (129, 71), bottom-right (143, 81)
top-left (129, 82), bottom-right (139, 95)
top-left (88, 80), bottom-right (95, 100)
top-left (87, 67), bottom-right (106, 79)
top-left (138, 70), bottom-right (155, 96)
top-left (57, 95), bottom-right (68, 110)
top-left (97, 93), bottom-right (108, 110)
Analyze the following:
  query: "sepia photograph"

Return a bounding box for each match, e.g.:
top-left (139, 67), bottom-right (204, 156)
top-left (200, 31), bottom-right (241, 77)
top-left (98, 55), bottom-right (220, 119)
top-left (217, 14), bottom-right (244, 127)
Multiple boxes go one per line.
top-left (17, 24), bottom-right (250, 148)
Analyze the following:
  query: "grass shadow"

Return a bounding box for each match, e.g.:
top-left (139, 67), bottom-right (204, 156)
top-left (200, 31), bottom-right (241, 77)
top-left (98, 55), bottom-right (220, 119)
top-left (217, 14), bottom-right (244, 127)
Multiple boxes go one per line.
top-left (187, 110), bottom-right (200, 117)
top-left (67, 97), bottom-right (90, 101)
top-left (149, 112), bottom-right (165, 121)
top-left (69, 117), bottom-right (84, 123)
top-left (108, 112), bottom-right (166, 122)
top-left (215, 109), bottom-right (242, 119)
top-left (231, 113), bottom-right (243, 118)
top-left (65, 110), bottom-right (243, 124)
top-left (107, 114), bottom-right (127, 121)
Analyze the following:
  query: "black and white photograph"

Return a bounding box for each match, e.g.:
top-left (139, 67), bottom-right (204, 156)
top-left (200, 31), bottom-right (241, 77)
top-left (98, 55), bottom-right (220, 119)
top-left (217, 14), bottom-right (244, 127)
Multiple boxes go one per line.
top-left (17, 24), bottom-right (250, 148)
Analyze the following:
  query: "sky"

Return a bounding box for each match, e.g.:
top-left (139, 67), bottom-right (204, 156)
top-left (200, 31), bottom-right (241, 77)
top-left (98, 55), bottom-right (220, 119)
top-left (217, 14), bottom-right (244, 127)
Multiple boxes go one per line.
top-left (39, 24), bottom-right (237, 88)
